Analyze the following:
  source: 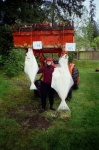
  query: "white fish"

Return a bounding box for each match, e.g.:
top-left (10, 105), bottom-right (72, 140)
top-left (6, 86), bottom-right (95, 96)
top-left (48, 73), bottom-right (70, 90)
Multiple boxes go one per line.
top-left (51, 54), bottom-right (74, 110)
top-left (24, 48), bottom-right (39, 90)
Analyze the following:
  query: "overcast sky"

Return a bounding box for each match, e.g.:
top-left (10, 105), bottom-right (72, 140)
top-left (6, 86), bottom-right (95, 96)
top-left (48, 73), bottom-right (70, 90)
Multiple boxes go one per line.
top-left (84, 0), bottom-right (99, 21)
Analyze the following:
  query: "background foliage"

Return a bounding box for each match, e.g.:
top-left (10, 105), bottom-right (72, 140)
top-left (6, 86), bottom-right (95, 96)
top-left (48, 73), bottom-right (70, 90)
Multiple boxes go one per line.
top-left (0, 25), bottom-right (14, 68)
top-left (4, 49), bottom-right (25, 77)
top-left (0, 25), bottom-right (13, 59)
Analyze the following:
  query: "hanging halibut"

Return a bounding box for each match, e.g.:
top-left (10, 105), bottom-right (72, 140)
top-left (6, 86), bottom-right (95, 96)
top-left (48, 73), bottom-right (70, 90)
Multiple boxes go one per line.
top-left (24, 48), bottom-right (39, 90)
top-left (51, 54), bottom-right (74, 110)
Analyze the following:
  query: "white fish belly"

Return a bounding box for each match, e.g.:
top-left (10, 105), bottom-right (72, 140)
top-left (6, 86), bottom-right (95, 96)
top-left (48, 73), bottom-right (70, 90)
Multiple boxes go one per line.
top-left (24, 48), bottom-right (39, 90)
top-left (51, 55), bottom-right (74, 110)
top-left (51, 68), bottom-right (73, 101)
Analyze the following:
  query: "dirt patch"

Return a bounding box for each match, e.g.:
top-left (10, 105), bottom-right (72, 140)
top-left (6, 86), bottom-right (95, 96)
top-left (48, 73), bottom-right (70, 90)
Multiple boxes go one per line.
top-left (20, 115), bottom-right (52, 130)
top-left (7, 105), bottom-right (52, 130)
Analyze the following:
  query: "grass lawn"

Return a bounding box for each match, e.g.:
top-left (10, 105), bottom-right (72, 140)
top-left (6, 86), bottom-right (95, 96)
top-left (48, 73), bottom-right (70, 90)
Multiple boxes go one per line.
top-left (0, 60), bottom-right (99, 150)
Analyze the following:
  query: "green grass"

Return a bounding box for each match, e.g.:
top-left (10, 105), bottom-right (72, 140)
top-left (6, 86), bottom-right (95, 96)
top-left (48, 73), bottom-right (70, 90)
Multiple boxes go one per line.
top-left (0, 60), bottom-right (99, 150)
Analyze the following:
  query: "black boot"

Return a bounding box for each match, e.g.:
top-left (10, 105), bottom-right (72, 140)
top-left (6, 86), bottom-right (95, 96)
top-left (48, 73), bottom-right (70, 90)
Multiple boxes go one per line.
top-left (50, 107), bottom-right (56, 111)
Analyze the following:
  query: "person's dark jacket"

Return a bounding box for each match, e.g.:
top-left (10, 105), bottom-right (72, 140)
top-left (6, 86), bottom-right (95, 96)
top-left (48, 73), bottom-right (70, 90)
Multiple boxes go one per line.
top-left (37, 65), bottom-right (55, 84)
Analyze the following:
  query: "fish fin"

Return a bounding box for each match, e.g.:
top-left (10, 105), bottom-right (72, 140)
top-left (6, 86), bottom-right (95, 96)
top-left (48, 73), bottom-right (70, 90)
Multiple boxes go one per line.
top-left (57, 101), bottom-right (70, 110)
top-left (30, 83), bottom-right (37, 90)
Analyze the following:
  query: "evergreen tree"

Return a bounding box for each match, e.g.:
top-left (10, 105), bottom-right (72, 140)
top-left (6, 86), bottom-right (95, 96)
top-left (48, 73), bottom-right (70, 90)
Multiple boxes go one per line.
top-left (57, 0), bottom-right (85, 18)
top-left (42, 0), bottom-right (86, 24)
top-left (0, 0), bottom-right (45, 25)
top-left (89, 0), bottom-right (96, 22)
top-left (0, 0), bottom-right (90, 25)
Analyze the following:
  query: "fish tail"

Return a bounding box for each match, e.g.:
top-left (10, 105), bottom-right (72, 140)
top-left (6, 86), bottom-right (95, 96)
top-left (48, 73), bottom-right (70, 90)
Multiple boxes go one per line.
top-left (30, 83), bottom-right (37, 90)
top-left (57, 101), bottom-right (70, 110)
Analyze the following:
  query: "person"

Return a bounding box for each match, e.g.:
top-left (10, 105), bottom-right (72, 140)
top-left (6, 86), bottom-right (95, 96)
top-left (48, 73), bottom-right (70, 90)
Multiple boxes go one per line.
top-left (37, 57), bottom-right (55, 113)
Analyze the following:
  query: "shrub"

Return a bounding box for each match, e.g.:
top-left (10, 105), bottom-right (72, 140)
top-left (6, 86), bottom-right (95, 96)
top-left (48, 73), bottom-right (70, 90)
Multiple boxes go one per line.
top-left (91, 36), bottom-right (99, 50)
top-left (4, 48), bottom-right (26, 77)
top-left (0, 55), bottom-right (3, 67)
top-left (0, 25), bottom-right (13, 57)
top-left (68, 52), bottom-right (74, 63)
